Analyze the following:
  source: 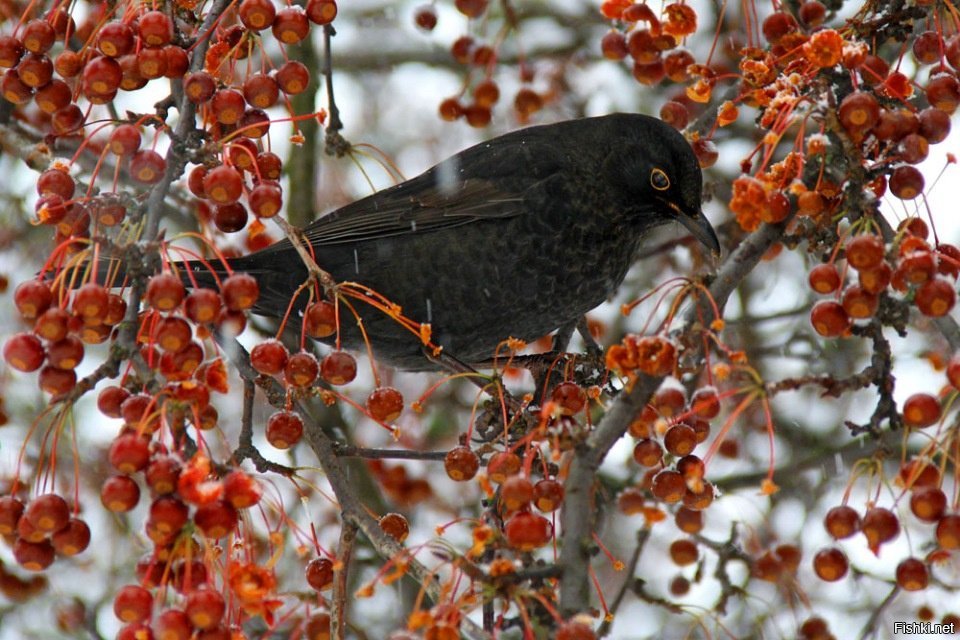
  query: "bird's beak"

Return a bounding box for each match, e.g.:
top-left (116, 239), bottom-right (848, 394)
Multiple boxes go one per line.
top-left (663, 200), bottom-right (721, 257)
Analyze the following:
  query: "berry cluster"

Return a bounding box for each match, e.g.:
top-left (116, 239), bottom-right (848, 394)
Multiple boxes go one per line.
top-left (412, 2), bottom-right (546, 126)
top-left (0, 493), bottom-right (90, 572)
top-left (7, 270), bottom-right (258, 398)
top-left (725, 8), bottom-right (954, 231)
top-left (0, 0), bottom-right (336, 255)
top-left (808, 218), bottom-right (958, 339)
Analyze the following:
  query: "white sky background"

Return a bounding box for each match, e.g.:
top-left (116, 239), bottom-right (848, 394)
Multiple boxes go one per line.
top-left (0, 0), bottom-right (959, 638)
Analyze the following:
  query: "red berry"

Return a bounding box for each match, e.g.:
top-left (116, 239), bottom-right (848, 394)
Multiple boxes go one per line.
top-left (162, 45), bottom-right (189, 78)
top-left (13, 538), bottom-right (55, 571)
top-left (109, 433), bottom-right (151, 474)
top-left (499, 475), bottom-right (534, 512)
top-left (284, 350), bottom-right (319, 387)
top-left (487, 451), bottom-right (521, 483)
top-left (1, 69), bottom-right (33, 104)
top-left (552, 381), bottom-right (587, 415)
top-left (4, 332), bottom-right (45, 372)
top-left (39, 365), bottom-right (76, 395)
top-left (455, 0), bottom-right (488, 18)
top-left (154, 609), bottom-right (192, 640)
top-left (0, 34), bottom-right (24, 68)
top-left (601, 30), bottom-right (628, 60)
top-left (903, 393), bottom-right (941, 428)
top-left (366, 387), bottom-right (404, 422)
top-left (211, 88), bottom-right (245, 125)
top-left (97, 21), bottom-right (135, 57)
top-left (185, 71), bottom-right (216, 103)
top-left (109, 124), bottom-right (142, 156)
top-left (810, 300), bottom-right (850, 337)
top-left (414, 6), bottom-right (438, 31)
top-left (53, 50), bottom-right (81, 77)
top-left (114, 584), bottom-right (153, 623)
top-left (504, 511), bottom-right (552, 551)
top-left (306, 557), bottom-right (334, 590)
top-left (23, 493), bottom-right (70, 534)
top-left (305, 0), bottom-right (337, 25)
top-left (185, 587), bottom-right (226, 629)
top-left (813, 547), bottom-right (848, 581)
top-left (239, 0), bottom-right (277, 30)
top-left (846, 234), bottom-right (884, 270)
top-left (146, 273), bottom-right (185, 311)
top-left (915, 278), bottom-right (956, 317)
top-left (193, 500), bottom-right (237, 538)
top-left (762, 11), bottom-right (798, 45)
top-left (444, 446), bottom-right (480, 481)
top-left (910, 486), bottom-right (947, 522)
top-left (305, 301), bottom-right (337, 338)
top-left (101, 475), bottom-right (141, 512)
top-left (203, 165), bottom-right (244, 204)
top-left (275, 60), bottom-right (309, 94)
top-left (34, 79), bottom-right (71, 113)
top-left (320, 351), bottom-right (357, 385)
top-left (223, 470), bottom-right (262, 509)
top-left (250, 339), bottom-right (289, 375)
top-left (862, 506), bottom-right (900, 552)
top-left (272, 7), bottom-right (309, 43)
top-left (97, 386), bottom-right (131, 418)
top-left (82, 55), bottom-right (122, 97)
top-left (533, 478), bottom-right (564, 512)
top-left (139, 11), bottom-right (174, 47)
top-left (16, 52), bottom-right (52, 88)
top-left (243, 72), bottom-right (279, 109)
top-left (136, 47), bottom-right (168, 79)
top-left (824, 505), bottom-right (860, 539)
top-left (0, 496), bottom-right (25, 535)
top-left (22, 19), bottom-right (55, 54)
top-left (651, 469), bottom-right (686, 502)
top-left (213, 202), bottom-right (248, 233)
top-left (659, 100), bottom-right (689, 129)
top-left (896, 557), bottom-right (929, 591)
top-left (51, 518), bottom-right (90, 556)
top-left (266, 410), bottom-right (303, 449)
top-left (221, 273), bottom-right (259, 310)
top-left (669, 538), bottom-right (699, 566)
top-left (130, 150), bottom-right (167, 184)
top-left (936, 513), bottom-right (960, 548)
top-left (248, 181), bottom-right (283, 218)
top-left (379, 512), bottom-right (409, 542)
top-left (841, 284), bottom-right (878, 319)
top-left (919, 107), bottom-right (951, 144)
top-left (14, 280), bottom-right (52, 319)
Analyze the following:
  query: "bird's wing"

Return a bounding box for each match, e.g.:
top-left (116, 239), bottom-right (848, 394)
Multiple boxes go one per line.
top-left (300, 174), bottom-right (527, 246)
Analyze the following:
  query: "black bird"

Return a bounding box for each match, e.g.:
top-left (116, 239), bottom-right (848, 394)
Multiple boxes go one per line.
top-left (194, 113), bottom-right (719, 369)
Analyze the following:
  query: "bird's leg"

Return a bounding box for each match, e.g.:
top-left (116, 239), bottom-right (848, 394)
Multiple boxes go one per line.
top-left (576, 316), bottom-right (602, 355)
top-left (530, 320), bottom-right (579, 395)
top-left (550, 320), bottom-right (577, 353)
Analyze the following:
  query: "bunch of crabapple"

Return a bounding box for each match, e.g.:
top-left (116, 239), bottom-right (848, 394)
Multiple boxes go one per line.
top-left (0, 0), bottom-right (336, 257)
top-left (807, 218), bottom-right (958, 339)
top-left (598, 0), bottom-right (725, 167)
top-left (442, 382), bottom-right (576, 555)
top-left (810, 353), bottom-right (960, 597)
top-left (411, 2), bottom-right (546, 126)
top-left (716, 1), bottom-right (955, 232)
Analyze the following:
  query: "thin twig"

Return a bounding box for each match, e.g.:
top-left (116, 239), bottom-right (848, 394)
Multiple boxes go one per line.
top-left (331, 521), bottom-right (358, 640)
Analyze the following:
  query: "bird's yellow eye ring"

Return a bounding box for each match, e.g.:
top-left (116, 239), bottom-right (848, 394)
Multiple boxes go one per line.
top-left (650, 168), bottom-right (670, 191)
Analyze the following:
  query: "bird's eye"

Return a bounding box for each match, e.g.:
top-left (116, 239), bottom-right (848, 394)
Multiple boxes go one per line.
top-left (650, 168), bottom-right (670, 191)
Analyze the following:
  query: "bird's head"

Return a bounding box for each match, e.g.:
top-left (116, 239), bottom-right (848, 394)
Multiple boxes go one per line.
top-left (607, 114), bottom-right (720, 256)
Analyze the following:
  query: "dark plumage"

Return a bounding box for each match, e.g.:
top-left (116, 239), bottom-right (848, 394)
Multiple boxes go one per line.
top-left (194, 113), bottom-right (719, 369)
